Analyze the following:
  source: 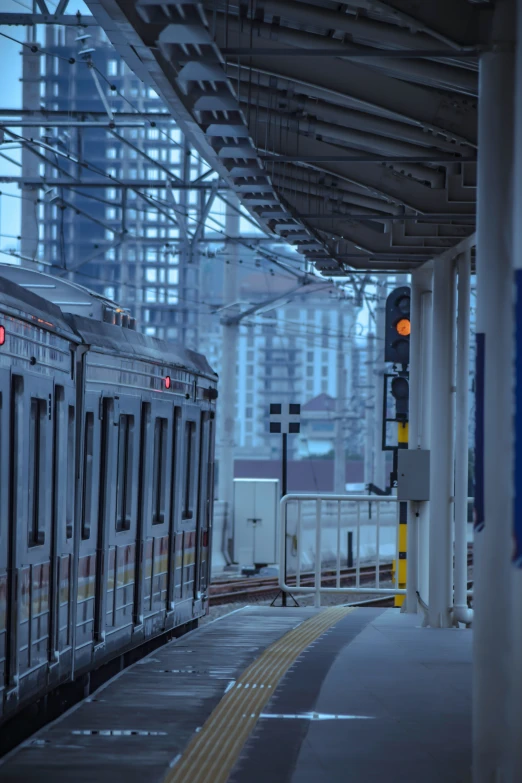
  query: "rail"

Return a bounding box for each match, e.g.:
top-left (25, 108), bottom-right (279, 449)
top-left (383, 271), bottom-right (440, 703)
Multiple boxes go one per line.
top-left (279, 494), bottom-right (402, 607)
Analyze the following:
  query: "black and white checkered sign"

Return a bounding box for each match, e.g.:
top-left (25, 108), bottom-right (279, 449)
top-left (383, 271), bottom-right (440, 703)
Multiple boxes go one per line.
top-left (269, 403), bottom-right (301, 434)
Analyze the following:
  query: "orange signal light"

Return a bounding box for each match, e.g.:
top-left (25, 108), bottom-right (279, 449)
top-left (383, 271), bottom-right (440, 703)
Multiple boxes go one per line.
top-left (396, 318), bottom-right (411, 337)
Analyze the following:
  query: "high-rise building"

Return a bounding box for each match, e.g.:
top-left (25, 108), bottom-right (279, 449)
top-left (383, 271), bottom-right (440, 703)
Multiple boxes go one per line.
top-left (22, 21), bottom-right (369, 471)
top-left (198, 270), bottom-right (365, 461)
top-left (24, 24), bottom-right (214, 348)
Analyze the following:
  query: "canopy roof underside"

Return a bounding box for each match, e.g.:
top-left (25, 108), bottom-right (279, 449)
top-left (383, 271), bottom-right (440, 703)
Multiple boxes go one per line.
top-left (86, 0), bottom-right (490, 275)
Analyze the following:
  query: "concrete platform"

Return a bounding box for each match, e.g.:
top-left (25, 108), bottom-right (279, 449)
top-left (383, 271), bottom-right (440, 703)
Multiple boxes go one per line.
top-left (0, 607), bottom-right (472, 783)
top-left (231, 609), bottom-right (472, 783)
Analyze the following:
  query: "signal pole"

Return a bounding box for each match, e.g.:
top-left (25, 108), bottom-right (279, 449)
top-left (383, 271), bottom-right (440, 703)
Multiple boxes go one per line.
top-left (373, 281), bottom-right (387, 491)
top-left (364, 332), bottom-right (376, 488)
top-left (383, 287), bottom-right (412, 607)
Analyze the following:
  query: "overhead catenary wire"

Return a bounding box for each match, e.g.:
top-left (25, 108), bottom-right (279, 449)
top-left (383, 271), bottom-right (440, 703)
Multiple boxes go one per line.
top-left (0, 31), bottom-right (76, 64)
top-left (0, 33), bottom-right (366, 299)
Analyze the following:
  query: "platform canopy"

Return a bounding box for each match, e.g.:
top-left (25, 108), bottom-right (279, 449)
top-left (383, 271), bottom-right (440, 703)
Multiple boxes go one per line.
top-left (85, 0), bottom-right (488, 275)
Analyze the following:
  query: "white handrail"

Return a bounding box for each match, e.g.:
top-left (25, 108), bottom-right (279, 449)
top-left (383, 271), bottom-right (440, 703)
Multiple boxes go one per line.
top-left (278, 494), bottom-right (475, 608)
top-left (279, 494), bottom-right (404, 607)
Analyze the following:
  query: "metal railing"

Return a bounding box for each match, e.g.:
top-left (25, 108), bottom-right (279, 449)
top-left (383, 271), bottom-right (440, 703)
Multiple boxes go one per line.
top-left (279, 494), bottom-right (403, 607)
top-left (278, 494), bottom-right (475, 608)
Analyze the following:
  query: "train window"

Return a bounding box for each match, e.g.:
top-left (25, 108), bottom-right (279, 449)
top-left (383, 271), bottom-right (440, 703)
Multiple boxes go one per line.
top-left (65, 405), bottom-right (74, 539)
top-left (170, 407), bottom-right (180, 519)
top-left (152, 417), bottom-right (168, 525)
top-left (182, 420), bottom-right (196, 520)
top-left (116, 414), bottom-right (134, 532)
top-left (28, 398), bottom-right (47, 547)
top-left (81, 412), bottom-right (94, 540)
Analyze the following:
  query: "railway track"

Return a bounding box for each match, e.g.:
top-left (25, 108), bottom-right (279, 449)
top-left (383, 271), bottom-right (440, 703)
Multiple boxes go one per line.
top-left (208, 562), bottom-right (394, 605)
top-left (209, 549), bottom-right (474, 606)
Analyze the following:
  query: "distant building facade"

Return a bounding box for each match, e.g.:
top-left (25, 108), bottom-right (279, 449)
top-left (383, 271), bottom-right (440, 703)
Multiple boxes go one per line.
top-left (28, 24), bottom-right (369, 470)
top-left (26, 24), bottom-right (211, 349)
top-left (199, 271), bottom-right (368, 462)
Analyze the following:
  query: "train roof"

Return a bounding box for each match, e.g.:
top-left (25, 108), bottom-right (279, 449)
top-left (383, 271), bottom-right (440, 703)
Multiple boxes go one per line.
top-left (68, 313), bottom-right (216, 379)
top-left (0, 269), bottom-right (79, 340)
top-left (0, 265), bottom-right (216, 380)
top-left (0, 263), bottom-right (128, 321)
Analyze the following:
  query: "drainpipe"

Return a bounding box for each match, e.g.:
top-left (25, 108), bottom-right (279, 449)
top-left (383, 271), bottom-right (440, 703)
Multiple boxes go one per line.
top-left (453, 250), bottom-right (473, 626)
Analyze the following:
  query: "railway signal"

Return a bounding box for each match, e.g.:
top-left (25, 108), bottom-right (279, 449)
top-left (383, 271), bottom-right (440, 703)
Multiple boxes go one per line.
top-left (385, 286), bottom-right (411, 366)
top-left (390, 374), bottom-right (409, 421)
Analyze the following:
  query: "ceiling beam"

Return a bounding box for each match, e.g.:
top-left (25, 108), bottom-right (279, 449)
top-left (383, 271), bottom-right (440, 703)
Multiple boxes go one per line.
top-left (212, 14), bottom-right (478, 95)
top-left (220, 47), bottom-right (481, 59)
top-left (261, 154), bottom-right (476, 163)
top-left (259, 131), bottom-right (475, 213)
top-left (234, 81), bottom-right (475, 153)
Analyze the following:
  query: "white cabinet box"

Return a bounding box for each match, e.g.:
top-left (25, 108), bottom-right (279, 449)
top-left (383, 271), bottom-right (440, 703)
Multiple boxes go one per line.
top-left (233, 478), bottom-right (279, 567)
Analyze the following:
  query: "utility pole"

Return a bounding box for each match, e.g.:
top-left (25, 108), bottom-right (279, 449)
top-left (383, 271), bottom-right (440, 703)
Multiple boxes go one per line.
top-left (216, 197), bottom-right (240, 567)
top-left (20, 38), bottom-right (40, 263)
top-left (334, 303), bottom-right (346, 494)
top-left (364, 332), bottom-right (376, 487)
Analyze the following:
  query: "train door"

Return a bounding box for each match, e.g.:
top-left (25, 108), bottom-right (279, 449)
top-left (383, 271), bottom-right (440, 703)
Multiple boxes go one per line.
top-left (195, 410), bottom-right (214, 603)
top-left (137, 399), bottom-right (175, 636)
top-left (0, 366), bottom-right (9, 718)
top-left (7, 372), bottom-right (54, 702)
top-left (49, 381), bottom-right (76, 684)
top-left (95, 395), bottom-right (140, 655)
top-left (172, 404), bottom-right (201, 610)
top-left (75, 390), bottom-right (102, 669)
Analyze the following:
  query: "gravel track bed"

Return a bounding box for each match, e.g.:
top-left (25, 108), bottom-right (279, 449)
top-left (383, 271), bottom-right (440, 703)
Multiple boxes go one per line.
top-left (200, 564), bottom-right (474, 626)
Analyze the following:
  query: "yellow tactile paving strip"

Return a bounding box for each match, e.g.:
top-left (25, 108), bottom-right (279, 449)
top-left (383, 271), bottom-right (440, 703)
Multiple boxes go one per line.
top-left (164, 606), bottom-right (355, 783)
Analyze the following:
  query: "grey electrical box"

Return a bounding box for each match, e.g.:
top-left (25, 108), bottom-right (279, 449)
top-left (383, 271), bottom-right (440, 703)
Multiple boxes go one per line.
top-left (397, 450), bottom-right (430, 501)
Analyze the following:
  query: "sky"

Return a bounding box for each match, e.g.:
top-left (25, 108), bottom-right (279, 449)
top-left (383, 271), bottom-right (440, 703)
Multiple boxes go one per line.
top-left (0, 0), bottom-right (373, 333)
top-left (0, 0), bottom-right (91, 257)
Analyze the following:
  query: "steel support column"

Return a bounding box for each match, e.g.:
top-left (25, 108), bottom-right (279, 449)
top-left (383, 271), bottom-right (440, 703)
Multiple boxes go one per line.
top-left (509, 2), bottom-right (522, 779)
top-left (453, 251), bottom-right (473, 626)
top-left (428, 255), bottom-right (456, 628)
top-left (334, 305), bottom-right (346, 494)
top-left (405, 267), bottom-right (432, 613)
top-left (20, 44), bottom-right (40, 262)
top-left (216, 197), bottom-right (240, 569)
top-left (363, 332), bottom-right (376, 488)
top-left (473, 1), bottom-right (515, 777)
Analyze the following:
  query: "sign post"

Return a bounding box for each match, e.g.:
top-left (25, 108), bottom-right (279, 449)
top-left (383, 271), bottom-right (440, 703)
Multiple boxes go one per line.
top-left (269, 403), bottom-right (300, 607)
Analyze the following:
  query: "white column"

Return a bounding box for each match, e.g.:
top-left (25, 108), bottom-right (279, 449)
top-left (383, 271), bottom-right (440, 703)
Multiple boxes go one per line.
top-left (334, 305), bottom-right (346, 494)
top-left (453, 251), bottom-right (473, 625)
top-left (509, 2), bottom-right (522, 779)
top-left (405, 267), bottom-right (432, 613)
top-left (419, 283), bottom-right (433, 605)
top-left (428, 257), bottom-right (456, 628)
top-left (215, 199), bottom-right (240, 569)
top-left (474, 0), bottom-right (515, 778)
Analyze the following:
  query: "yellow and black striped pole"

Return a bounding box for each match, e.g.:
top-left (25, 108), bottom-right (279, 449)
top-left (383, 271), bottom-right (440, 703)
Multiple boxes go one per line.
top-left (395, 421), bottom-right (409, 607)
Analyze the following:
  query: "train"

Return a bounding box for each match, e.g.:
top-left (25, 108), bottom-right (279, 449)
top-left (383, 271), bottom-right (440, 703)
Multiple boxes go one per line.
top-left (0, 264), bottom-right (218, 729)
